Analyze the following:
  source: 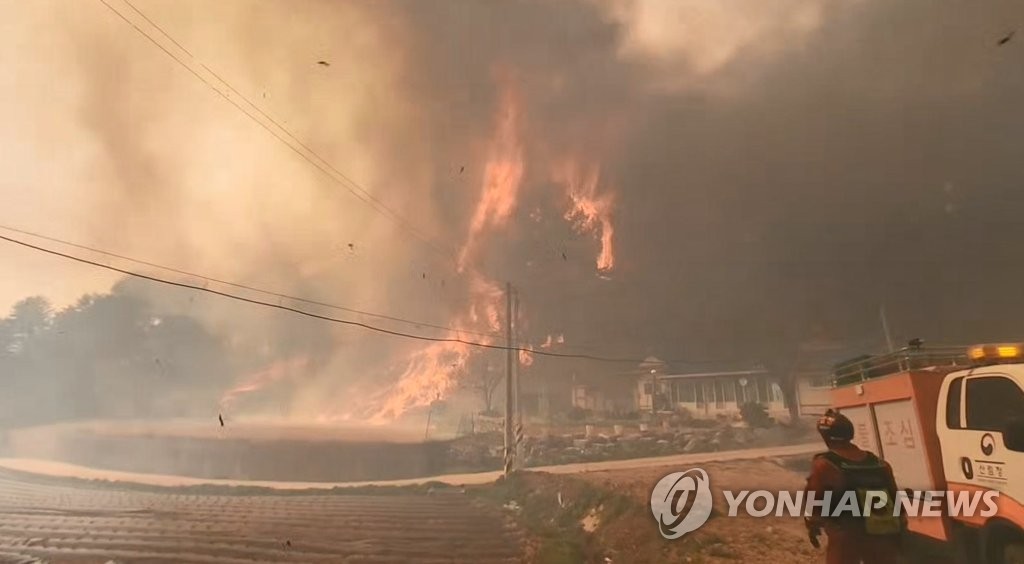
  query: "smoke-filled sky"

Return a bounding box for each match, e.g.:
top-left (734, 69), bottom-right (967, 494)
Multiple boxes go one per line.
top-left (3, 0), bottom-right (1024, 416)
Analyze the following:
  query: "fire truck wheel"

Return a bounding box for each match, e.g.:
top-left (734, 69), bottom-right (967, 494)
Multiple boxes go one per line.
top-left (1004, 542), bottom-right (1024, 564)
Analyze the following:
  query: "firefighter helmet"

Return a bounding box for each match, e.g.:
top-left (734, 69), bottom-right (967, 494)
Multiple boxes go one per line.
top-left (817, 409), bottom-right (854, 442)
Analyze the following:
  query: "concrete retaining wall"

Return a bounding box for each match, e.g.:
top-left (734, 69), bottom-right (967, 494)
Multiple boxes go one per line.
top-left (8, 423), bottom-right (453, 482)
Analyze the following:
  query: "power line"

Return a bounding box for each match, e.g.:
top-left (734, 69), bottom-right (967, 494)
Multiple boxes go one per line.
top-left (0, 231), bottom-right (699, 365)
top-left (120, 0), bottom-right (194, 57)
top-left (96, 0), bottom-right (459, 265)
top-left (94, 0), bottom-right (584, 348)
top-left (2, 224), bottom-right (715, 364)
top-left (0, 224), bottom-right (500, 340)
top-left (114, 0), bottom-right (457, 262)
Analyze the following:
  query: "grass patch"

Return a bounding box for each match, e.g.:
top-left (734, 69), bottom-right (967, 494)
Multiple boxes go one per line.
top-left (708, 543), bottom-right (740, 559)
top-left (684, 531), bottom-right (740, 560)
top-left (777, 455), bottom-right (813, 474)
top-left (703, 535), bottom-right (739, 559)
top-left (470, 472), bottom-right (639, 564)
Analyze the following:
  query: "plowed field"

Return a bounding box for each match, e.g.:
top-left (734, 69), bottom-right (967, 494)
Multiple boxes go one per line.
top-left (0, 470), bottom-right (522, 564)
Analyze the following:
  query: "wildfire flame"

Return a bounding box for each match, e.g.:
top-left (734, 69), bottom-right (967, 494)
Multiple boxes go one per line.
top-left (220, 356), bottom-right (309, 410)
top-left (554, 160), bottom-right (616, 273)
top-left (369, 341), bottom-right (472, 421)
top-left (518, 348), bottom-right (534, 366)
top-left (539, 333), bottom-right (565, 349)
top-left (457, 84), bottom-right (524, 272)
top-left (365, 80), bottom-right (526, 421)
top-left (368, 273), bottom-right (504, 421)
top-left (365, 78), bottom-right (618, 421)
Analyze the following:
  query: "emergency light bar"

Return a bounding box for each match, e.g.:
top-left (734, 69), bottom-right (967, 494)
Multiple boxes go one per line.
top-left (968, 343), bottom-right (1024, 364)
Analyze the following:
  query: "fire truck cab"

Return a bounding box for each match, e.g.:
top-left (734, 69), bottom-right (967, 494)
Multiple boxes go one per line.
top-left (830, 344), bottom-right (1024, 563)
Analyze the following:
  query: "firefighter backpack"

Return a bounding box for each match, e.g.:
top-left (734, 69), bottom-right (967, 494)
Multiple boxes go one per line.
top-left (816, 450), bottom-right (903, 536)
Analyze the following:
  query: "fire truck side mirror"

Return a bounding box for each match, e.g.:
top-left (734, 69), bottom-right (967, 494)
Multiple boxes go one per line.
top-left (1003, 417), bottom-right (1024, 453)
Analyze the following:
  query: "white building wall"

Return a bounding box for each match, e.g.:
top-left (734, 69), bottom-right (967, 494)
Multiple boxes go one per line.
top-left (638, 375), bottom-right (788, 419)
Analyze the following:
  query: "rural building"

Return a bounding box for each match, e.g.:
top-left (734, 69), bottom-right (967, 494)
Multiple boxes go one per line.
top-left (630, 357), bottom-right (788, 420)
top-left (565, 356), bottom-right (789, 420)
top-left (569, 370), bottom-right (637, 416)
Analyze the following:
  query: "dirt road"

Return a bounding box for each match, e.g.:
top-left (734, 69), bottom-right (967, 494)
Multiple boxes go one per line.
top-left (0, 469), bottom-right (522, 564)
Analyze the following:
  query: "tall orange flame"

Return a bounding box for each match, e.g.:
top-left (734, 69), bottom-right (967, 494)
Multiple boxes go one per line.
top-left (457, 85), bottom-right (524, 272)
top-left (555, 161), bottom-right (616, 273)
top-left (366, 80), bottom-right (527, 421)
top-left (365, 80), bottom-right (620, 421)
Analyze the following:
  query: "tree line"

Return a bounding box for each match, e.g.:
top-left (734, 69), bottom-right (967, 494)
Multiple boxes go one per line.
top-left (0, 281), bottom-right (235, 428)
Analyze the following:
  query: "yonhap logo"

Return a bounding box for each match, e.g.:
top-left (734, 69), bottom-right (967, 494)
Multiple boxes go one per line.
top-left (650, 467), bottom-right (999, 539)
top-left (650, 468), bottom-right (714, 539)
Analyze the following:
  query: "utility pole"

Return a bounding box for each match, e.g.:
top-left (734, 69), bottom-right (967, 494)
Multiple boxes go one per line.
top-left (512, 290), bottom-right (523, 470)
top-left (504, 282), bottom-right (514, 476)
top-left (513, 290), bottom-right (521, 421)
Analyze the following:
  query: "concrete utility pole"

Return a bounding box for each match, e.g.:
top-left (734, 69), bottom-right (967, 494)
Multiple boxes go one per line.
top-left (512, 290), bottom-right (523, 469)
top-left (504, 282), bottom-right (514, 476)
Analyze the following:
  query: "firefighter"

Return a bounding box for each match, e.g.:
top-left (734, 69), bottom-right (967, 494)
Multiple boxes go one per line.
top-left (805, 409), bottom-right (905, 564)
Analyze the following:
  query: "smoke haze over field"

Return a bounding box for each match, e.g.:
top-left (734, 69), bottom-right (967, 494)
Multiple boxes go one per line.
top-left (2, 0), bottom-right (1024, 421)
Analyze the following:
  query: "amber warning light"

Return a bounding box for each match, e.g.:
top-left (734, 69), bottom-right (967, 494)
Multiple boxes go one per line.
top-left (968, 343), bottom-right (1023, 364)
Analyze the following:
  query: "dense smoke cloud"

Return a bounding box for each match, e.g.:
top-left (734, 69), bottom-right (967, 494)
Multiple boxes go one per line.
top-left (606, 0), bottom-right (1024, 357)
top-left (360, 0), bottom-right (1024, 365)
top-left (3, 0), bottom-right (1024, 422)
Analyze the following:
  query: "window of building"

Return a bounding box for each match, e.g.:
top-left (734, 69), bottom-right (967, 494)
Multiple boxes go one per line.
top-left (724, 379), bottom-right (736, 402)
top-left (706, 382), bottom-right (719, 408)
top-left (719, 379), bottom-right (735, 404)
top-left (736, 381), bottom-right (748, 403)
top-left (680, 382), bottom-right (695, 402)
top-left (756, 378), bottom-right (769, 404)
top-left (965, 376), bottom-right (1024, 432)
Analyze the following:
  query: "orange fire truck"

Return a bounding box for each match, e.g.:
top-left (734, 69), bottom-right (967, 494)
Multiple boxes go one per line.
top-left (829, 343), bottom-right (1024, 563)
